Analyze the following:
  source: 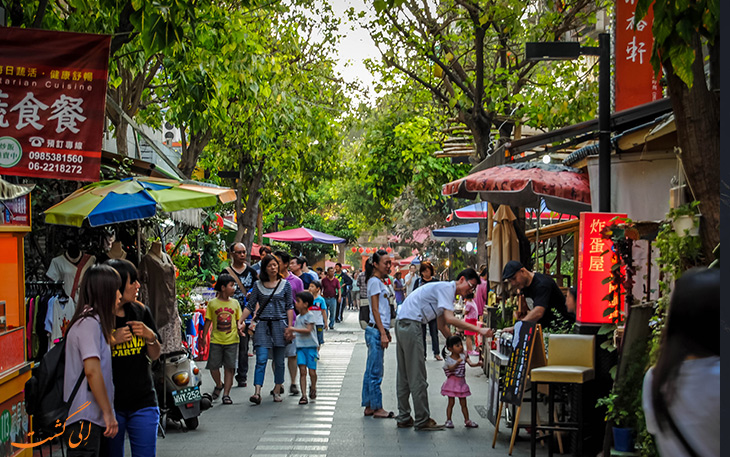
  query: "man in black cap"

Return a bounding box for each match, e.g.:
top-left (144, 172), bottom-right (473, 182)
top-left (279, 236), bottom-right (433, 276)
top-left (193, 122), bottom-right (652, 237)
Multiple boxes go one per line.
top-left (502, 260), bottom-right (573, 331)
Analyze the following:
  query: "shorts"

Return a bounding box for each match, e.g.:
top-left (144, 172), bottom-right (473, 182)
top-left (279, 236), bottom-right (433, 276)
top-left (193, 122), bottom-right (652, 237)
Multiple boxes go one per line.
top-left (206, 343), bottom-right (238, 370)
top-left (316, 325), bottom-right (324, 345)
top-left (296, 347), bottom-right (319, 370)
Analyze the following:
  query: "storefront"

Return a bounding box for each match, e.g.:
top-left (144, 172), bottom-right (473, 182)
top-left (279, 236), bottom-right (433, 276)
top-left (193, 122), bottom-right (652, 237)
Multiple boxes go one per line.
top-left (0, 192), bottom-right (33, 456)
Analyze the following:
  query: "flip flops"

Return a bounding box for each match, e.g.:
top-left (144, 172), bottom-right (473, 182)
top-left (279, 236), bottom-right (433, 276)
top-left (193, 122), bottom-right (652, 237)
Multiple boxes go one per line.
top-left (373, 411), bottom-right (395, 419)
top-left (211, 385), bottom-right (223, 400)
top-left (273, 393), bottom-right (283, 402)
top-left (222, 395), bottom-right (233, 405)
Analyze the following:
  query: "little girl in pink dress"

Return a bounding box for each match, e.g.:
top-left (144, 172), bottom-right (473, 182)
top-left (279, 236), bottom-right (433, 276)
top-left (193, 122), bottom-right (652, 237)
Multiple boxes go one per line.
top-left (441, 335), bottom-right (481, 428)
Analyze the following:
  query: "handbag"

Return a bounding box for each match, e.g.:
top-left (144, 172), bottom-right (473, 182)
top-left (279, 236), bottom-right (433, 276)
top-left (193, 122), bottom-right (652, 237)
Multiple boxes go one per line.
top-left (246, 280), bottom-right (280, 337)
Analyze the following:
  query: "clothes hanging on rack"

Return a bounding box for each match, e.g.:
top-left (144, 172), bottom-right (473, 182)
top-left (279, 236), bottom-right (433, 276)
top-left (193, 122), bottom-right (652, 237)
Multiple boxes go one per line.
top-left (44, 295), bottom-right (76, 348)
top-left (26, 281), bottom-right (66, 360)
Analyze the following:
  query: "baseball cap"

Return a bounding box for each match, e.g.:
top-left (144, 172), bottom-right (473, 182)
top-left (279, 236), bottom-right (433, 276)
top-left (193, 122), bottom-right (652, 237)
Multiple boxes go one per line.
top-left (502, 261), bottom-right (524, 280)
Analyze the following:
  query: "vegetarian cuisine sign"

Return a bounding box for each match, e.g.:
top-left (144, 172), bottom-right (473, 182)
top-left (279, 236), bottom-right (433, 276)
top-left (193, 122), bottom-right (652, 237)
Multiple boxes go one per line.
top-left (0, 28), bottom-right (111, 182)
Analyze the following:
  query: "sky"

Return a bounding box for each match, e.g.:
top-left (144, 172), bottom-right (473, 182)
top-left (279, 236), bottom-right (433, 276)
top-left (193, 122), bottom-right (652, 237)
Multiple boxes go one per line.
top-left (329, 0), bottom-right (380, 104)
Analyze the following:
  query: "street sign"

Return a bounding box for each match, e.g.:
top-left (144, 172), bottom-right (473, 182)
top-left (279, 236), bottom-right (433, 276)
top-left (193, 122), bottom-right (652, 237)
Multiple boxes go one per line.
top-left (0, 28), bottom-right (111, 181)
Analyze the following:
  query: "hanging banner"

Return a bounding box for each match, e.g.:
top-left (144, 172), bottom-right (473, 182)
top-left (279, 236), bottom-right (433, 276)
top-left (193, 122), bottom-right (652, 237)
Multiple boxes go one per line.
top-left (576, 212), bottom-right (627, 324)
top-left (0, 28), bottom-right (111, 182)
top-left (615, 0), bottom-right (662, 112)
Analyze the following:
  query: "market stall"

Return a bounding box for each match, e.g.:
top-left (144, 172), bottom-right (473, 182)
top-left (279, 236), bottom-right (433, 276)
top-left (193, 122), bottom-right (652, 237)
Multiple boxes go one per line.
top-left (0, 186), bottom-right (34, 456)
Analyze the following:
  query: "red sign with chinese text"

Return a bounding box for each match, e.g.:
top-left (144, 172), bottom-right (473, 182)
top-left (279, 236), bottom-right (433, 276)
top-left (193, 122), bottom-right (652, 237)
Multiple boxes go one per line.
top-left (615, 1), bottom-right (662, 112)
top-left (577, 212), bottom-right (627, 325)
top-left (0, 28), bottom-right (110, 181)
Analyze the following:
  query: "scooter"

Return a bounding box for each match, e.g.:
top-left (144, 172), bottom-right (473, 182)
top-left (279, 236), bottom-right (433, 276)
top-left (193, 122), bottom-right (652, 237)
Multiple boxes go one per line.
top-left (153, 349), bottom-right (211, 433)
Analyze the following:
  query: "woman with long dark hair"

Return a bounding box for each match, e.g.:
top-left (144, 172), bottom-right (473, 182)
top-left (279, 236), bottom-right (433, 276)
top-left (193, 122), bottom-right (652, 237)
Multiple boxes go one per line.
top-left (361, 249), bottom-right (394, 418)
top-left (239, 254), bottom-right (294, 404)
top-left (106, 259), bottom-right (161, 457)
top-left (63, 264), bottom-right (120, 456)
top-left (642, 267), bottom-right (720, 456)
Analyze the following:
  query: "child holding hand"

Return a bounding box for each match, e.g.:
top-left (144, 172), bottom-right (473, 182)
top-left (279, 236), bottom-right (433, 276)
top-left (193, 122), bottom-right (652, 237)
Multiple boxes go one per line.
top-left (441, 335), bottom-right (481, 428)
top-left (286, 291), bottom-right (319, 404)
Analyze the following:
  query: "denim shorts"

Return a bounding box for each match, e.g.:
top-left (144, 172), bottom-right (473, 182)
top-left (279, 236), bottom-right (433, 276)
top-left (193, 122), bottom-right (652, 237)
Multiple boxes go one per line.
top-left (296, 347), bottom-right (318, 370)
top-left (206, 343), bottom-right (238, 370)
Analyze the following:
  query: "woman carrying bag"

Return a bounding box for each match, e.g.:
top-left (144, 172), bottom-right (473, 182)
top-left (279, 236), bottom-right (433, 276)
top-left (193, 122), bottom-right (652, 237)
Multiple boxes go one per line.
top-left (239, 254), bottom-right (294, 404)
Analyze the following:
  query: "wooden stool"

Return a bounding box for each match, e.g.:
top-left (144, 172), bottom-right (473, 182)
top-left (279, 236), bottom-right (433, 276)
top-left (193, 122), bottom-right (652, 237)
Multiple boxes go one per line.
top-left (530, 334), bottom-right (595, 457)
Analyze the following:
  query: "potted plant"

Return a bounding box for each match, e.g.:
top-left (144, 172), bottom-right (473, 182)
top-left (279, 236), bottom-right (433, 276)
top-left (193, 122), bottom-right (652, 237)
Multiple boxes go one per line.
top-left (668, 201), bottom-right (701, 237)
top-left (597, 394), bottom-right (634, 452)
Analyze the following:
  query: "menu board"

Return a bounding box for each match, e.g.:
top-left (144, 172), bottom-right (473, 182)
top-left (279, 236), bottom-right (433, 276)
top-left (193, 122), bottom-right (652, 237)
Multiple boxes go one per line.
top-left (500, 321), bottom-right (546, 406)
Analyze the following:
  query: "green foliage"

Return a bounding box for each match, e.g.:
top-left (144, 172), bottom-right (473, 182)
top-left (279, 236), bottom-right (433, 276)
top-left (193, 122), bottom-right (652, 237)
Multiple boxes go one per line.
top-left (635, 0), bottom-right (718, 88)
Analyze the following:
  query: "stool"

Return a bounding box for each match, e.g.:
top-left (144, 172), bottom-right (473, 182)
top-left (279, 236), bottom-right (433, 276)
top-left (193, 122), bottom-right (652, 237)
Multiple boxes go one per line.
top-left (530, 334), bottom-right (595, 457)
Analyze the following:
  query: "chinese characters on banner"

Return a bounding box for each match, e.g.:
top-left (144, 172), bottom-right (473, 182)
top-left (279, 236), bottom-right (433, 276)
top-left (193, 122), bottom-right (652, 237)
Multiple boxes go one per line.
top-left (615, 0), bottom-right (662, 112)
top-left (576, 212), bottom-right (627, 325)
top-left (0, 28), bottom-right (110, 181)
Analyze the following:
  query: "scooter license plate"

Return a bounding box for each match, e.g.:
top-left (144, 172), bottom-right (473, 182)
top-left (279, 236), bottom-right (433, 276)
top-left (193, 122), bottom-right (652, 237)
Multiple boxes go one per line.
top-left (172, 386), bottom-right (202, 406)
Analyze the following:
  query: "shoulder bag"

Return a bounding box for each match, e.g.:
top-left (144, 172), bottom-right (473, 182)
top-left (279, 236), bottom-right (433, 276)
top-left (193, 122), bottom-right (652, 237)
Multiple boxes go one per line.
top-left (246, 280), bottom-right (280, 337)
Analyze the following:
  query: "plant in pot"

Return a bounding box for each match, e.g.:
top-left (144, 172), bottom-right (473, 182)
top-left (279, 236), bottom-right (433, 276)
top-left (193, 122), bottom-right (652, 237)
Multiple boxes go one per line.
top-left (597, 393), bottom-right (635, 452)
top-left (667, 201), bottom-right (701, 237)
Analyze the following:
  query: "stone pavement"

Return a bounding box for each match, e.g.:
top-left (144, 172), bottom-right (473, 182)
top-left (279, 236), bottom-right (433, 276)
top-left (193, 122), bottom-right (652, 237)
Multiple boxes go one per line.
top-left (154, 311), bottom-right (534, 457)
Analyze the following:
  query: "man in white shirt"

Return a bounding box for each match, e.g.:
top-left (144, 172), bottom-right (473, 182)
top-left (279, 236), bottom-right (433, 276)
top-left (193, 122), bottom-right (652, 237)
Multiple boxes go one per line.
top-left (403, 264), bottom-right (418, 297)
top-left (394, 268), bottom-right (493, 431)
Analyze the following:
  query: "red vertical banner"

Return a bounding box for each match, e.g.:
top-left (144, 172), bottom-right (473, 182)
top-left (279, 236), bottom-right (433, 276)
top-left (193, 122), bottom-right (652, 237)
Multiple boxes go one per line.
top-left (0, 28), bottom-right (110, 182)
top-left (615, 0), bottom-right (662, 112)
top-left (577, 212), bottom-right (627, 325)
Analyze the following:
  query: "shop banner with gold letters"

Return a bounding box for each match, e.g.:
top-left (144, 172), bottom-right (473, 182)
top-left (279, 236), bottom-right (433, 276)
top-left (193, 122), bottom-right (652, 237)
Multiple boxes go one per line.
top-left (0, 28), bottom-right (110, 182)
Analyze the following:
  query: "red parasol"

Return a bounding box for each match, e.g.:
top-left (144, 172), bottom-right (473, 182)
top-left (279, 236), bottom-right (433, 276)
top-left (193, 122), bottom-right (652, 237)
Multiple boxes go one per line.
top-left (442, 162), bottom-right (591, 215)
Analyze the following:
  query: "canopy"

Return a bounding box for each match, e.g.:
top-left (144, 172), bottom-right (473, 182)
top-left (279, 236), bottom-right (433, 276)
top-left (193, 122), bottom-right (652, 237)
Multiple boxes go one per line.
top-left (431, 222), bottom-right (480, 242)
top-left (442, 162), bottom-right (591, 215)
top-left (450, 201), bottom-right (576, 222)
top-left (44, 177), bottom-right (236, 227)
top-left (263, 227), bottom-right (346, 244)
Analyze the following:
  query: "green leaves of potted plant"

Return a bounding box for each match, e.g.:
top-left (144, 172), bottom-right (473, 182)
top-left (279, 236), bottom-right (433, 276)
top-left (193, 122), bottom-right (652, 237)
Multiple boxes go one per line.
top-left (668, 201), bottom-right (701, 237)
top-left (597, 393), bottom-right (635, 452)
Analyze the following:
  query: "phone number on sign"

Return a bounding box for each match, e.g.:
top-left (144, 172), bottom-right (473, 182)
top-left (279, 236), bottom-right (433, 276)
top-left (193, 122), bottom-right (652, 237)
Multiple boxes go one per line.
top-left (27, 162), bottom-right (83, 174)
top-left (27, 151), bottom-right (84, 163)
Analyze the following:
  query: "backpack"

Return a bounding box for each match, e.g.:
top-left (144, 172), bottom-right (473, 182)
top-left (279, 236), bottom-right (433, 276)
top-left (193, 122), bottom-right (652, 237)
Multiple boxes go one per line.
top-left (25, 337), bottom-right (85, 435)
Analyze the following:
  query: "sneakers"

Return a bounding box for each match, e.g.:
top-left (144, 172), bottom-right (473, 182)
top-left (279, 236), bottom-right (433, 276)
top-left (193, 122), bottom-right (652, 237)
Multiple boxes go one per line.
top-left (237, 379), bottom-right (247, 388)
top-left (444, 420), bottom-right (454, 429)
top-left (415, 418), bottom-right (445, 431)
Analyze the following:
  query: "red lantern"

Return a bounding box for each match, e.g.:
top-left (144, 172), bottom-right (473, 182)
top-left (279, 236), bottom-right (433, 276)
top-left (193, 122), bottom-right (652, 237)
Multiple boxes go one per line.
top-left (386, 247), bottom-right (392, 253)
top-left (351, 247), bottom-right (357, 253)
top-left (365, 248), bottom-right (371, 254)
top-left (358, 247), bottom-right (364, 253)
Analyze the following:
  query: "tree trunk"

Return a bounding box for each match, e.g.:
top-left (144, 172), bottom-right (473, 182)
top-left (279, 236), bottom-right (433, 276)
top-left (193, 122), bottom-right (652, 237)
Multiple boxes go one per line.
top-left (663, 34), bottom-right (720, 260)
top-left (115, 117), bottom-right (129, 157)
top-left (237, 160), bottom-right (265, 263)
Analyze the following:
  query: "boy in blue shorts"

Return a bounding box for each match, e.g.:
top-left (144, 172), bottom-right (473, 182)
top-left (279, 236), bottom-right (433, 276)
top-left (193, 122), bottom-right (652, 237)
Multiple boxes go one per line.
top-left (286, 291), bottom-right (319, 404)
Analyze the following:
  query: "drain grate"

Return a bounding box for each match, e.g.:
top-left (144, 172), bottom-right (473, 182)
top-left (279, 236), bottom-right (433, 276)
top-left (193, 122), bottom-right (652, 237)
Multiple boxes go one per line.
top-left (474, 405), bottom-right (488, 419)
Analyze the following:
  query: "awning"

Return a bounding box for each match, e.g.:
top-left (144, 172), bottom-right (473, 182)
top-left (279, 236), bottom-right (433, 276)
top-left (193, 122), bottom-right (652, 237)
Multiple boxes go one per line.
top-left (431, 222), bottom-right (480, 242)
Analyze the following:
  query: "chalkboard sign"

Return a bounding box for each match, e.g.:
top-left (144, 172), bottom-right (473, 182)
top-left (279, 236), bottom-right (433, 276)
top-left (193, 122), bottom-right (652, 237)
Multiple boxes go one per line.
top-left (500, 321), bottom-right (546, 406)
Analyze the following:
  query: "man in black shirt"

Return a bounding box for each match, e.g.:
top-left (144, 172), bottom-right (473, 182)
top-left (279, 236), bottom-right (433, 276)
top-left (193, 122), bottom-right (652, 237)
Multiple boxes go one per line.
top-left (221, 242), bottom-right (258, 387)
top-left (502, 261), bottom-right (573, 331)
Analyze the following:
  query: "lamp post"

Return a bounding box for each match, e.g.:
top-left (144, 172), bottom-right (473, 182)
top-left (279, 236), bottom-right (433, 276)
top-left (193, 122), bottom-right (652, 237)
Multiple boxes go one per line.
top-left (526, 33), bottom-right (611, 212)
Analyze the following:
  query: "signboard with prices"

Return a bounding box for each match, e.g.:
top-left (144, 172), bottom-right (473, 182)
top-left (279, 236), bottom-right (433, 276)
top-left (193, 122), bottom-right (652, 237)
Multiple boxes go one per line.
top-left (0, 28), bottom-right (111, 182)
top-left (576, 212), bottom-right (628, 324)
top-left (615, 0), bottom-right (662, 111)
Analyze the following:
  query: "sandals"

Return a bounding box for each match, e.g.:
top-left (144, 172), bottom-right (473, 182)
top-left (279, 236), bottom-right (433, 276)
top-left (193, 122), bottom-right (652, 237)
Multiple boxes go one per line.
top-left (249, 394), bottom-right (261, 405)
top-left (273, 393), bottom-right (282, 402)
top-left (211, 385), bottom-right (223, 400)
top-left (222, 395), bottom-right (233, 405)
top-left (299, 396), bottom-right (308, 405)
top-left (465, 420), bottom-right (479, 428)
top-left (309, 387), bottom-right (317, 400)
top-left (373, 411), bottom-right (395, 419)
top-left (364, 408), bottom-right (374, 416)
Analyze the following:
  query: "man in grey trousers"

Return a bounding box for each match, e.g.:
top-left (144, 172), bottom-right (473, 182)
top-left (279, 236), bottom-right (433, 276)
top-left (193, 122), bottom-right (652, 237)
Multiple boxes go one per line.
top-left (394, 268), bottom-right (493, 431)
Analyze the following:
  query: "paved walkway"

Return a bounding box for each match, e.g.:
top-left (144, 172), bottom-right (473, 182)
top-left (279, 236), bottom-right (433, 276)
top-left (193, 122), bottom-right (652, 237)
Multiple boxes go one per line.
top-left (156, 311), bottom-right (532, 457)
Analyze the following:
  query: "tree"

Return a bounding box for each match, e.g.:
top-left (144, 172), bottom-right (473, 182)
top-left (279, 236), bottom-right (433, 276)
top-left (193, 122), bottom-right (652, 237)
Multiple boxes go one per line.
top-left (357, 0), bottom-right (602, 166)
top-left (635, 0), bottom-right (719, 259)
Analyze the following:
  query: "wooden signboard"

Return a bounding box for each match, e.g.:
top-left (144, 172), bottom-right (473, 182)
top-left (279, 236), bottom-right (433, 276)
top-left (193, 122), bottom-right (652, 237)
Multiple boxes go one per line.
top-left (492, 322), bottom-right (546, 455)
